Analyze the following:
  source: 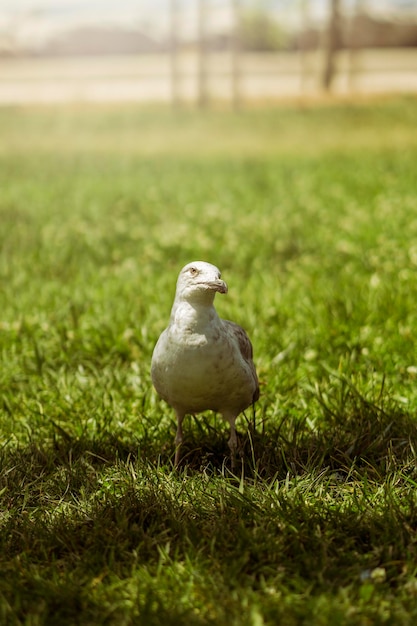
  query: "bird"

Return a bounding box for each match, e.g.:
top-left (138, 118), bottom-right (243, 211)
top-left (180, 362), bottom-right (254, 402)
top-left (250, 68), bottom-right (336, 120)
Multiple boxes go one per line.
top-left (151, 261), bottom-right (259, 468)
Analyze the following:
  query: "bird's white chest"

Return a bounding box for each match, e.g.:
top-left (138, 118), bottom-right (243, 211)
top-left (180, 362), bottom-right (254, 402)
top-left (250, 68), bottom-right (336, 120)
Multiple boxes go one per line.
top-left (154, 320), bottom-right (230, 378)
top-left (151, 317), bottom-right (240, 412)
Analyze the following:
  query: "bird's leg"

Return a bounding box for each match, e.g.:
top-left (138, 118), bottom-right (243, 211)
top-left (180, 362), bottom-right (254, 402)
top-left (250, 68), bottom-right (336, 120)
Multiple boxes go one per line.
top-left (225, 414), bottom-right (238, 471)
top-left (174, 411), bottom-right (185, 467)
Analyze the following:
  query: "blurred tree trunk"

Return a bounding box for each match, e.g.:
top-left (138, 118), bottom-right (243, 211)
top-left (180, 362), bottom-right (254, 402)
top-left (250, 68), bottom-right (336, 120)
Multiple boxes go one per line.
top-left (198, 0), bottom-right (208, 108)
top-left (348, 0), bottom-right (365, 92)
top-left (170, 0), bottom-right (181, 108)
top-left (231, 0), bottom-right (241, 111)
top-left (300, 0), bottom-right (312, 94)
top-left (322, 0), bottom-right (341, 91)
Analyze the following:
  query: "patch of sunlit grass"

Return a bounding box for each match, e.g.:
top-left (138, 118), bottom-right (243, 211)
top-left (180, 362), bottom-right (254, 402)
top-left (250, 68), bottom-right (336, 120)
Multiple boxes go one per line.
top-left (1, 97), bottom-right (417, 625)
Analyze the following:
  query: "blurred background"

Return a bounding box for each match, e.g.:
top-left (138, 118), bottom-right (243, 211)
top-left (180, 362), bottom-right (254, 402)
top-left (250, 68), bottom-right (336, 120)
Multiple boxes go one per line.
top-left (0, 0), bottom-right (416, 107)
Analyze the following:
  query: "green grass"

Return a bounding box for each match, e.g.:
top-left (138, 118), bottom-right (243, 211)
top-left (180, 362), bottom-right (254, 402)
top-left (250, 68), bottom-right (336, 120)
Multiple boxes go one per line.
top-left (1, 96), bottom-right (417, 625)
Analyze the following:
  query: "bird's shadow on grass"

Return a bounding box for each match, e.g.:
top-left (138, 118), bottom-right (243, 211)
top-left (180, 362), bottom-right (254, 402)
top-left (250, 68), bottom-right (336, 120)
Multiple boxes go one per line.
top-left (2, 405), bottom-right (417, 616)
top-left (0, 404), bottom-right (417, 490)
top-left (1, 387), bottom-right (417, 500)
top-left (168, 398), bottom-right (417, 481)
top-left (1, 377), bottom-right (416, 623)
top-left (1, 395), bottom-right (417, 621)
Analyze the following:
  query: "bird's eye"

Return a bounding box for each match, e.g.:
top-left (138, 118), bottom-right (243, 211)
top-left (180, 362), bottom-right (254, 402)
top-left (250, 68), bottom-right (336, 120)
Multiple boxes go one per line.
top-left (188, 267), bottom-right (198, 276)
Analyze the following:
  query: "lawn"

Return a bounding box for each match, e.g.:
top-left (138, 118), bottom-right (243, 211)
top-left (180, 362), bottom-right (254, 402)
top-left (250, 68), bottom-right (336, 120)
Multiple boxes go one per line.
top-left (1, 96), bottom-right (417, 625)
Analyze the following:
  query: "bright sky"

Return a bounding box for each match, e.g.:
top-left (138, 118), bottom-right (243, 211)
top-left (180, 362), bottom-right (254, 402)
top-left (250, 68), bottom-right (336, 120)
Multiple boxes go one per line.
top-left (0, 0), bottom-right (416, 48)
top-left (0, 0), bottom-right (171, 48)
top-left (0, 0), bottom-right (169, 27)
top-left (1, 0), bottom-right (416, 22)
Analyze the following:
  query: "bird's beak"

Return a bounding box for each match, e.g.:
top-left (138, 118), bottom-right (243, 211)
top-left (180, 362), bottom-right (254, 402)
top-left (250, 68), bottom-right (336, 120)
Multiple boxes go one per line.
top-left (208, 279), bottom-right (228, 294)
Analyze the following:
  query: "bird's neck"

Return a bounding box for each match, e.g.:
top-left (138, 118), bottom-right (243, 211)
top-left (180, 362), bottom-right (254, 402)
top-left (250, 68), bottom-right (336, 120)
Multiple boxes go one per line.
top-left (171, 299), bottom-right (218, 333)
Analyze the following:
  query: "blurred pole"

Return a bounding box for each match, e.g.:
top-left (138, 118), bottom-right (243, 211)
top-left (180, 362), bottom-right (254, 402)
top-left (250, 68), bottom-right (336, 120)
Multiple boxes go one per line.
top-left (348, 0), bottom-right (365, 93)
top-left (300, 0), bottom-right (312, 95)
top-left (231, 0), bottom-right (242, 111)
top-left (170, 0), bottom-right (181, 108)
top-left (322, 0), bottom-right (341, 91)
top-left (197, 0), bottom-right (208, 108)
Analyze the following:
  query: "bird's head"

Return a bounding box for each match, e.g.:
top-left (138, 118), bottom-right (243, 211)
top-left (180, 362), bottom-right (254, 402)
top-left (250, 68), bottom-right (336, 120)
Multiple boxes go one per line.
top-left (175, 261), bottom-right (228, 303)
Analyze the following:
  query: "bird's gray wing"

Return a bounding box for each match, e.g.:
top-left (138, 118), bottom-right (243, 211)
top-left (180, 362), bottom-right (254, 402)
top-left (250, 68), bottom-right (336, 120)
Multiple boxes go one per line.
top-left (223, 320), bottom-right (253, 360)
top-left (222, 320), bottom-right (260, 402)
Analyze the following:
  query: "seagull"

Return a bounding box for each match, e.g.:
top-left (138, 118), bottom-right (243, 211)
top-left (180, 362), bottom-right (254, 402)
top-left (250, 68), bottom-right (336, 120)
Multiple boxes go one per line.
top-left (151, 261), bottom-right (259, 468)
